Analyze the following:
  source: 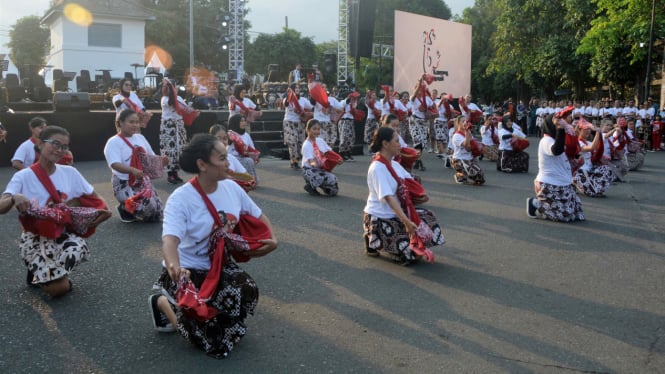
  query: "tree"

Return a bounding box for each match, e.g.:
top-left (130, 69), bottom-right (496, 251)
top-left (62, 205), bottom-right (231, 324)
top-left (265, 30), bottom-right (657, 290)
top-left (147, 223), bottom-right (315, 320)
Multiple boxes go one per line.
top-left (7, 16), bottom-right (50, 78)
top-left (577, 0), bottom-right (664, 99)
top-left (244, 28), bottom-right (317, 82)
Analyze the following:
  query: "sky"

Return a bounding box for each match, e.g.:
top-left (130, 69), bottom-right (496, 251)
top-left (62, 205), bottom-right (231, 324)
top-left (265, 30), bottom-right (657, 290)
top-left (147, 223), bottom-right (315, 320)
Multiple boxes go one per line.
top-left (0, 0), bottom-right (474, 54)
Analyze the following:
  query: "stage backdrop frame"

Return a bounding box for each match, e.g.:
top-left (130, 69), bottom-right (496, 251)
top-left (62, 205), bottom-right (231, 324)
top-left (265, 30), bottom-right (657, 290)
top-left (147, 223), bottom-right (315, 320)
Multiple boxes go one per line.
top-left (393, 10), bottom-right (472, 97)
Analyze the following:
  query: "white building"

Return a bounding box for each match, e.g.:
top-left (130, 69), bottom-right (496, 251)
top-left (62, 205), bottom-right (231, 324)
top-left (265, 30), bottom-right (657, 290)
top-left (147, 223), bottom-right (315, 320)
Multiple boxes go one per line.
top-left (40, 0), bottom-right (154, 91)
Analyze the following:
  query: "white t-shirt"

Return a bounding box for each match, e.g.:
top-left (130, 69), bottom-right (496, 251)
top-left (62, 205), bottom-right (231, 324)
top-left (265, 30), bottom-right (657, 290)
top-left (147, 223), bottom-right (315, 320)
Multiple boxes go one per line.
top-left (452, 132), bottom-right (473, 160)
top-left (11, 138), bottom-right (38, 166)
top-left (301, 137), bottom-right (332, 168)
top-left (284, 97), bottom-right (313, 122)
top-left (498, 126), bottom-right (526, 151)
top-left (536, 135), bottom-right (572, 186)
top-left (162, 179), bottom-right (262, 270)
top-left (228, 153), bottom-right (246, 173)
top-left (161, 95), bottom-right (188, 121)
top-left (363, 160), bottom-right (412, 219)
top-left (578, 139), bottom-right (593, 171)
top-left (4, 165), bottom-right (94, 206)
top-left (480, 125), bottom-right (496, 146)
top-left (229, 97), bottom-right (257, 116)
top-left (103, 133), bottom-right (156, 180)
top-left (313, 98), bottom-right (342, 122)
top-left (411, 96), bottom-right (434, 119)
top-left (366, 100), bottom-right (381, 120)
top-left (113, 92), bottom-right (145, 113)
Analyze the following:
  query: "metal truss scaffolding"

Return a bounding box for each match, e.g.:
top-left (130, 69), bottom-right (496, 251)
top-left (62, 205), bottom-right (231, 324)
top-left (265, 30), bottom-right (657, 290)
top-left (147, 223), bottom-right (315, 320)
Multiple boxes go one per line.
top-left (229, 0), bottom-right (244, 82)
top-left (337, 0), bottom-right (350, 85)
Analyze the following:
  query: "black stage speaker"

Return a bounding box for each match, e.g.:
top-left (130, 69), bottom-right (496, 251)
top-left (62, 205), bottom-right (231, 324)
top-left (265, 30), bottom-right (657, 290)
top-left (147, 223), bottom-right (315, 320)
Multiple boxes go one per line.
top-left (349, 0), bottom-right (377, 59)
top-left (53, 92), bottom-right (90, 112)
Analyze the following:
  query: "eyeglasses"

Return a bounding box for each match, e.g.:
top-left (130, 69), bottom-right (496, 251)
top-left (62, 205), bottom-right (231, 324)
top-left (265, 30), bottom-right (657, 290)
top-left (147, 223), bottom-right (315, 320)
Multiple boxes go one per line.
top-left (43, 139), bottom-right (70, 151)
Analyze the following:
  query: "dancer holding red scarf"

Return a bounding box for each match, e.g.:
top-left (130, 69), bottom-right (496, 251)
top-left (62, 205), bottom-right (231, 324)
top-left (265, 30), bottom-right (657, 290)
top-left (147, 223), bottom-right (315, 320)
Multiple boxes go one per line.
top-left (364, 90), bottom-right (382, 150)
top-left (113, 78), bottom-right (153, 127)
top-left (451, 117), bottom-right (485, 185)
top-left (606, 117), bottom-right (630, 182)
top-left (160, 78), bottom-right (197, 184)
top-left (497, 115), bottom-right (530, 173)
top-left (301, 119), bottom-right (343, 196)
top-left (362, 127), bottom-right (445, 265)
top-left (338, 91), bottom-right (363, 161)
top-left (283, 83), bottom-right (313, 169)
top-left (0, 126), bottom-right (111, 297)
top-left (572, 120), bottom-right (613, 197)
top-left (151, 134), bottom-right (277, 358)
top-left (310, 82), bottom-right (343, 148)
top-left (104, 109), bottom-right (168, 222)
top-left (480, 115), bottom-right (500, 161)
top-left (409, 77), bottom-right (435, 171)
top-left (526, 114), bottom-right (585, 221)
top-left (228, 114), bottom-right (260, 184)
top-left (229, 84), bottom-right (261, 122)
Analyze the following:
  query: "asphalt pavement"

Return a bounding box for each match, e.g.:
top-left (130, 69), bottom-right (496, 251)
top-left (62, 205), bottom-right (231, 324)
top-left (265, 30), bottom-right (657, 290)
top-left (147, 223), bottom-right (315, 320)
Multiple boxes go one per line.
top-left (0, 144), bottom-right (663, 373)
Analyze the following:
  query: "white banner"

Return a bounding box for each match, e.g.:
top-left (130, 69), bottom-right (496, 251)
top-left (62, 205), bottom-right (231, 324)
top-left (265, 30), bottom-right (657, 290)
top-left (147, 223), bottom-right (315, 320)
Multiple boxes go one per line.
top-left (394, 10), bottom-right (472, 98)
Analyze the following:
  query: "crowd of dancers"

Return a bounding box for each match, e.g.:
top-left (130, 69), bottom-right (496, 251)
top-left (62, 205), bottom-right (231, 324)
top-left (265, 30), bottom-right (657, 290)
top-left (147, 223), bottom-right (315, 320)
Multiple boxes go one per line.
top-left (0, 74), bottom-right (661, 358)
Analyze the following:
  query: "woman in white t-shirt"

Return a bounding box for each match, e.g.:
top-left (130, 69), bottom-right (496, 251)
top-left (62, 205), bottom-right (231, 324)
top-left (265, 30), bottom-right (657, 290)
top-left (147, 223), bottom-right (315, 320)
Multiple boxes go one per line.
top-left (151, 133), bottom-right (277, 357)
top-left (497, 115), bottom-right (530, 173)
top-left (571, 121), bottom-right (613, 197)
top-left (526, 114), bottom-right (584, 221)
top-left (104, 109), bottom-right (167, 222)
top-left (0, 126), bottom-right (111, 297)
top-left (301, 119), bottom-right (342, 196)
top-left (209, 124), bottom-right (256, 192)
top-left (160, 78), bottom-right (190, 184)
top-left (451, 118), bottom-right (485, 185)
top-left (479, 115), bottom-right (500, 161)
top-left (228, 113), bottom-right (259, 184)
top-left (362, 126), bottom-right (445, 264)
top-left (113, 78), bottom-right (146, 114)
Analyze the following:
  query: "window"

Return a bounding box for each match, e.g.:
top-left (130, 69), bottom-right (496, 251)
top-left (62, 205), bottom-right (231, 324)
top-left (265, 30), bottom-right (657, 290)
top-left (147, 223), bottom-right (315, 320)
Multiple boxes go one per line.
top-left (88, 23), bottom-right (122, 47)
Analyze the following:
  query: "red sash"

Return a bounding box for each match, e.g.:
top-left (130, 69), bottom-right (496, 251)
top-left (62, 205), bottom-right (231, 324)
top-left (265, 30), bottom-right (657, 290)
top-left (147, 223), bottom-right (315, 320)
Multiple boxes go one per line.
top-left (490, 126), bottom-right (499, 145)
top-left (309, 83), bottom-right (330, 109)
top-left (373, 154), bottom-right (434, 262)
top-left (118, 134), bottom-right (144, 188)
top-left (178, 177), bottom-right (270, 321)
top-left (312, 139), bottom-right (342, 172)
top-left (457, 130), bottom-right (484, 157)
top-left (398, 147), bottom-right (419, 171)
top-left (19, 164), bottom-right (105, 238)
top-left (510, 137), bottom-right (530, 152)
top-left (228, 131), bottom-right (260, 163)
top-left (174, 97), bottom-right (199, 126)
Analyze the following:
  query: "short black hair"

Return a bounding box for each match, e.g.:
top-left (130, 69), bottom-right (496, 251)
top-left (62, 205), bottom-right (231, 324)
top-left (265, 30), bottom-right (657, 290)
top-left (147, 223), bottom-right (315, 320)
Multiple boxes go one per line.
top-left (369, 126), bottom-right (395, 153)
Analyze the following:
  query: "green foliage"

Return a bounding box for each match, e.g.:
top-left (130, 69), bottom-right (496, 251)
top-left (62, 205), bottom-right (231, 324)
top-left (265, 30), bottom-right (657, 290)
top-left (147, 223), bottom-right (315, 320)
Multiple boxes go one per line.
top-left (245, 28), bottom-right (317, 82)
top-left (7, 16), bottom-right (50, 78)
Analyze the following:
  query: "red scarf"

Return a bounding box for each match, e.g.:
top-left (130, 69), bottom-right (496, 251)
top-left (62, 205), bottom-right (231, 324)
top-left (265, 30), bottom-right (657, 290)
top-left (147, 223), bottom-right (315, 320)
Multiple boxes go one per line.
top-left (287, 88), bottom-right (303, 114)
top-left (311, 138), bottom-right (342, 172)
top-left (179, 176), bottom-right (232, 321)
top-left (19, 164), bottom-right (105, 238)
top-left (490, 125), bottom-right (499, 145)
top-left (180, 177), bottom-right (270, 320)
top-left (373, 154), bottom-right (434, 262)
top-left (118, 134), bottom-right (145, 188)
top-left (230, 96), bottom-right (249, 114)
top-left (441, 100), bottom-right (453, 120)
